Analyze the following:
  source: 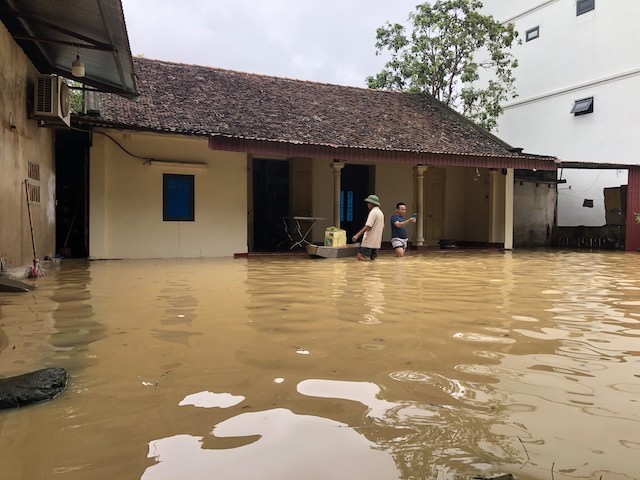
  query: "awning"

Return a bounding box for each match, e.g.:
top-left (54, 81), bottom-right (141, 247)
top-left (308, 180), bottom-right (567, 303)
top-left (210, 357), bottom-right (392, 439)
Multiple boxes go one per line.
top-left (209, 136), bottom-right (558, 171)
top-left (0, 0), bottom-right (137, 99)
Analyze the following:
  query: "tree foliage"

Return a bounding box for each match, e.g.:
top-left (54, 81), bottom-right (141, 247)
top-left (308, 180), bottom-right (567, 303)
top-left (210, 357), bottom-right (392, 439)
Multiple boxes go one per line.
top-left (367, 0), bottom-right (519, 130)
top-left (66, 79), bottom-right (85, 114)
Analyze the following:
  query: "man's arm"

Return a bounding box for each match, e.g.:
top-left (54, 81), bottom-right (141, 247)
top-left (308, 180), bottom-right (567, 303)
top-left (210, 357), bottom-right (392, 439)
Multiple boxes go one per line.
top-left (394, 217), bottom-right (416, 227)
top-left (353, 225), bottom-right (371, 242)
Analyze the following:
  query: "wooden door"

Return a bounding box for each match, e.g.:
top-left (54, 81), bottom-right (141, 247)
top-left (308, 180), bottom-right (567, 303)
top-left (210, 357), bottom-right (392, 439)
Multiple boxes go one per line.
top-left (425, 168), bottom-right (446, 246)
top-left (340, 164), bottom-right (371, 239)
top-left (252, 158), bottom-right (290, 251)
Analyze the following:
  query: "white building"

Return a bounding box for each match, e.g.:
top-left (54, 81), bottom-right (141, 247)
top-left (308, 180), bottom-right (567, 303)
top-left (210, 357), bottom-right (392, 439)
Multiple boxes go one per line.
top-left (481, 0), bottom-right (640, 227)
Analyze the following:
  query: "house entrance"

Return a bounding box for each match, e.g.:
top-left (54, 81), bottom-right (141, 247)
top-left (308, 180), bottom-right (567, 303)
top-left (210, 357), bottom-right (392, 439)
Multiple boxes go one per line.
top-left (251, 158), bottom-right (290, 251)
top-left (340, 164), bottom-right (372, 239)
top-left (55, 129), bottom-right (90, 258)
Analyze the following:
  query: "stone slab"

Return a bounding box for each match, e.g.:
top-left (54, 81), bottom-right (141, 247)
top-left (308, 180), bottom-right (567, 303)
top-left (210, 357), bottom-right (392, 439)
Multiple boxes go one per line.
top-left (306, 244), bottom-right (359, 258)
top-left (0, 276), bottom-right (34, 292)
top-left (0, 368), bottom-right (68, 409)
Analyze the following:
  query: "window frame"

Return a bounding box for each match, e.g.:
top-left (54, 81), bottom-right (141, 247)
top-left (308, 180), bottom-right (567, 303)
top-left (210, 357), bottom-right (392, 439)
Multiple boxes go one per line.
top-left (576, 0), bottom-right (594, 16)
top-left (570, 96), bottom-right (594, 116)
top-left (525, 26), bottom-right (539, 42)
top-left (163, 173), bottom-right (195, 221)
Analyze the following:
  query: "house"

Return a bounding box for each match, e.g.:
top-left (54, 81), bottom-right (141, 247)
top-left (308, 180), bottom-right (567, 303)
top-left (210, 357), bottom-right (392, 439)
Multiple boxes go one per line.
top-left (1, 1), bottom-right (557, 265)
top-left (480, 0), bottom-right (640, 250)
top-left (70, 56), bottom-right (557, 259)
top-left (0, 0), bottom-right (137, 272)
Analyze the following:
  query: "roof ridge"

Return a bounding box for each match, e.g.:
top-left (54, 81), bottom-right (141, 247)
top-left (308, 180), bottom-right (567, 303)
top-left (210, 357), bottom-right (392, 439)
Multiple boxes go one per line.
top-left (133, 56), bottom-right (414, 95)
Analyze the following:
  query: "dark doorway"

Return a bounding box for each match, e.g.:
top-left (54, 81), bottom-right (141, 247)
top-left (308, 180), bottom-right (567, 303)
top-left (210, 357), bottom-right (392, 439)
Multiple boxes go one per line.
top-left (252, 158), bottom-right (290, 251)
top-left (55, 129), bottom-right (90, 258)
top-left (340, 164), bottom-right (372, 239)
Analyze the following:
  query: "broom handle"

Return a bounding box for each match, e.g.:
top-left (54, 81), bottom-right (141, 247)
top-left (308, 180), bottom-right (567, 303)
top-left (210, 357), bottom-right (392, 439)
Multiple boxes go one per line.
top-left (24, 179), bottom-right (37, 260)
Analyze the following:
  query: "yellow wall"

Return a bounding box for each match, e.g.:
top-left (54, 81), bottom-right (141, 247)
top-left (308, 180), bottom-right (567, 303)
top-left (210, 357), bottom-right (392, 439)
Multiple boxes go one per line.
top-left (311, 160), bottom-right (494, 245)
top-left (90, 130), bottom-right (247, 258)
top-left (90, 133), bottom-right (501, 258)
top-left (0, 21), bottom-right (56, 270)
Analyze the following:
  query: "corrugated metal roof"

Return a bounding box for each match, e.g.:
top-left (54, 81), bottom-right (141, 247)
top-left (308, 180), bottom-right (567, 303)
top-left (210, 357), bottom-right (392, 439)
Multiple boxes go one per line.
top-left (0, 0), bottom-right (137, 98)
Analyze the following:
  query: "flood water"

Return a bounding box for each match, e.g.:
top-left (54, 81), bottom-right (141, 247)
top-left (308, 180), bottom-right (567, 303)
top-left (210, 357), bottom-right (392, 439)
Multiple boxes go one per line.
top-left (1, 250), bottom-right (639, 480)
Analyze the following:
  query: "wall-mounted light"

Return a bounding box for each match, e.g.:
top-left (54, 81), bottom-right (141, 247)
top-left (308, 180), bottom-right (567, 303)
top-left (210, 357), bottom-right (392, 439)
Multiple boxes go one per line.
top-left (147, 160), bottom-right (208, 169)
top-left (72, 45), bottom-right (85, 78)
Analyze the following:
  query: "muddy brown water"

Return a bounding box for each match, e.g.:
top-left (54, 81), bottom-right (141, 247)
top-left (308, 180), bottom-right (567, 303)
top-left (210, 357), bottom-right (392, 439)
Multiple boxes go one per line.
top-left (0, 251), bottom-right (639, 480)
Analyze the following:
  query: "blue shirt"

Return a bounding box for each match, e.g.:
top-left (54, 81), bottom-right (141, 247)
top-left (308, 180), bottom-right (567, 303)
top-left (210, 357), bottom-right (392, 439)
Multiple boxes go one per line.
top-left (391, 214), bottom-right (407, 239)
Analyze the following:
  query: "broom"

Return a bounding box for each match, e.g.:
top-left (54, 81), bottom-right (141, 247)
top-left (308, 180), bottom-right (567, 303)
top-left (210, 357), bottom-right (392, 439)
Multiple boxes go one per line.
top-left (24, 179), bottom-right (45, 278)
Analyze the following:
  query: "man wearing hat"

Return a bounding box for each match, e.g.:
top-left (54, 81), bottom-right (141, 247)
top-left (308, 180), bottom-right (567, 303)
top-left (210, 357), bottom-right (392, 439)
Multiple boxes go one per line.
top-left (352, 194), bottom-right (385, 261)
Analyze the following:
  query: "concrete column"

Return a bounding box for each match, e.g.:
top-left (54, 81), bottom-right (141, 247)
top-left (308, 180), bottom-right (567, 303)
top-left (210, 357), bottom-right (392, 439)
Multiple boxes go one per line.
top-left (488, 169), bottom-right (503, 244)
top-left (504, 168), bottom-right (514, 250)
top-left (330, 161), bottom-right (345, 228)
top-left (414, 165), bottom-right (428, 247)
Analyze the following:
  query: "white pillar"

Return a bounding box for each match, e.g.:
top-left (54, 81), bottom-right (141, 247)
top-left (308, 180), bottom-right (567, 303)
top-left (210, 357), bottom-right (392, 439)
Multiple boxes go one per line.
top-left (488, 169), bottom-right (503, 244)
top-left (504, 168), bottom-right (514, 250)
top-left (414, 165), bottom-right (428, 247)
top-left (330, 161), bottom-right (345, 228)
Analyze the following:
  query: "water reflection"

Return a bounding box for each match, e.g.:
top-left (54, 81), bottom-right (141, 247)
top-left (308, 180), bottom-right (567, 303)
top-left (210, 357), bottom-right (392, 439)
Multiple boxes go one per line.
top-left (143, 408), bottom-right (399, 480)
top-left (0, 252), bottom-right (640, 479)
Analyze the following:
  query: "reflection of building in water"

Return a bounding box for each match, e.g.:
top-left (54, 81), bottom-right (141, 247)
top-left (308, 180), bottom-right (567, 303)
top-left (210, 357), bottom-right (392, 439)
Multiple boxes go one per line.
top-left (50, 261), bottom-right (106, 371)
top-left (330, 261), bottom-right (349, 299)
top-left (361, 272), bottom-right (385, 325)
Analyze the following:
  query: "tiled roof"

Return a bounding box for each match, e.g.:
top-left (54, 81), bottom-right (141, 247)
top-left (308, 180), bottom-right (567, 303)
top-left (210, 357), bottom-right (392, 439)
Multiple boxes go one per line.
top-left (80, 57), bottom-right (555, 167)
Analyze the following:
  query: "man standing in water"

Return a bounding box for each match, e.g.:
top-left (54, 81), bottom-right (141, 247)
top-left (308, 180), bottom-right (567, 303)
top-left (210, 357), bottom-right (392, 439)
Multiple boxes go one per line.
top-left (390, 202), bottom-right (416, 257)
top-left (352, 194), bottom-right (384, 261)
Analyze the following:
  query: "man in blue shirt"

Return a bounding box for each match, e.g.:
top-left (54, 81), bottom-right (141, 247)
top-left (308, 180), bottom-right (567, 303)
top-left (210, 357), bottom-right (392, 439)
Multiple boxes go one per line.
top-left (390, 202), bottom-right (416, 257)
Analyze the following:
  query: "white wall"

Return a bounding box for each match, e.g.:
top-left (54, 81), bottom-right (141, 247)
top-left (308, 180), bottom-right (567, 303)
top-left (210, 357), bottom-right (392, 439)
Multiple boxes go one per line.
top-left (90, 131), bottom-right (247, 259)
top-left (481, 0), bottom-right (640, 226)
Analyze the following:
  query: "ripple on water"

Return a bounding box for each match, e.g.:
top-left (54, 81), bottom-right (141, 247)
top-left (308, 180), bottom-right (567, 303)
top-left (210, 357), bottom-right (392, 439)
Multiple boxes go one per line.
top-left (511, 315), bottom-right (539, 322)
top-left (389, 371), bottom-right (467, 399)
top-left (453, 332), bottom-right (516, 344)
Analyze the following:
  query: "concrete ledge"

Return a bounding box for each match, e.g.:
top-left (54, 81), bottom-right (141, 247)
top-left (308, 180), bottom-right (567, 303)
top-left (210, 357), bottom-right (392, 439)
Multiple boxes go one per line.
top-left (0, 276), bottom-right (34, 292)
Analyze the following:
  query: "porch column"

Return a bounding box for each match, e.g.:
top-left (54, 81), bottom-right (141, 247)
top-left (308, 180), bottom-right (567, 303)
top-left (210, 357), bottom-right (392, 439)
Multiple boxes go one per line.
top-left (414, 165), bottom-right (428, 247)
top-left (488, 169), bottom-right (504, 245)
top-left (489, 168), bottom-right (513, 249)
top-left (331, 161), bottom-right (345, 228)
top-left (504, 168), bottom-right (514, 250)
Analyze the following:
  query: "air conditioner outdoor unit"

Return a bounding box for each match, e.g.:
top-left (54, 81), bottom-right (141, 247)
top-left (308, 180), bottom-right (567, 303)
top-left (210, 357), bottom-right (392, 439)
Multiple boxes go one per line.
top-left (33, 75), bottom-right (70, 127)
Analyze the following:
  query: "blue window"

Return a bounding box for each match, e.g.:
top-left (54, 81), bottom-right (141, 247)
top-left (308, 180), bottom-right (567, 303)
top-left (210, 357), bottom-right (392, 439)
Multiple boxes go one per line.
top-left (340, 190), bottom-right (354, 222)
top-left (163, 174), bottom-right (194, 221)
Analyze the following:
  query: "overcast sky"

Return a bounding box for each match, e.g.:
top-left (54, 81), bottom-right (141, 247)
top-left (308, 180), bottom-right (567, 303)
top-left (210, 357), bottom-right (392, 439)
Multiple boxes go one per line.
top-left (121, 0), bottom-right (419, 88)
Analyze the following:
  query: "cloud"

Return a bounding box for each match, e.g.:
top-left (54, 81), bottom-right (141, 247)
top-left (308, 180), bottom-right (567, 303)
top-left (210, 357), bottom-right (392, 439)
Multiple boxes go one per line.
top-left (122, 0), bottom-right (416, 87)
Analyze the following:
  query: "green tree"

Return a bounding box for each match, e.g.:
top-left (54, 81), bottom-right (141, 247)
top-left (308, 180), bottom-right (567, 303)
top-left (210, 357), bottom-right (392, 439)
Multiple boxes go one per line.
top-left (367, 0), bottom-right (518, 130)
top-left (67, 79), bottom-right (85, 114)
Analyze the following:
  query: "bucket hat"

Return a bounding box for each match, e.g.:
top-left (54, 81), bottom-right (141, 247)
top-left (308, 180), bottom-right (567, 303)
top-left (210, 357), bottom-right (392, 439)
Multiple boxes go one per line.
top-left (364, 194), bottom-right (381, 206)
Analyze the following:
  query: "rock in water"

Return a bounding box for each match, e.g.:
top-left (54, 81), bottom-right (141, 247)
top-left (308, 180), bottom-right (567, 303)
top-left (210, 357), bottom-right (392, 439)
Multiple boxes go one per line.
top-left (0, 368), bottom-right (68, 409)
